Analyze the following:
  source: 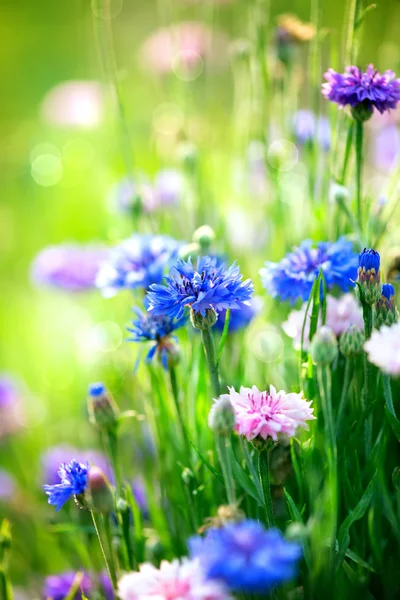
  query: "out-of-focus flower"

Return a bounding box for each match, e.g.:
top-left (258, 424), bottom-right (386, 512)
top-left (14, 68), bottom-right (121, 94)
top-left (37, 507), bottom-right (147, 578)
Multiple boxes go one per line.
top-left (282, 293), bottom-right (363, 350)
top-left (375, 283), bottom-right (398, 328)
top-left (260, 237), bottom-right (358, 304)
top-left (208, 397), bottom-right (236, 436)
top-left (189, 520), bottom-right (302, 592)
top-left (40, 80), bottom-right (104, 129)
top-left (43, 572), bottom-right (93, 600)
top-left (339, 324), bottom-right (364, 357)
top-left (219, 384), bottom-right (315, 442)
top-left (140, 22), bottom-right (229, 76)
top-left (372, 124), bottom-right (400, 170)
top-left (276, 14), bottom-right (315, 43)
top-left (132, 477), bottom-right (149, 517)
top-left (153, 169), bottom-right (184, 207)
top-left (309, 325), bottom-right (338, 365)
top-left (96, 235), bottom-right (181, 298)
top-left (118, 558), bottom-right (231, 600)
top-left (0, 375), bottom-right (23, 438)
top-left (292, 110), bottom-right (331, 150)
top-left (147, 256), bottom-right (253, 320)
top-left (322, 65), bottom-right (400, 119)
top-left (43, 460), bottom-right (88, 511)
top-left (214, 297), bottom-right (263, 333)
top-left (109, 177), bottom-right (155, 214)
top-left (87, 383), bottom-right (119, 431)
top-left (364, 322), bottom-right (400, 376)
top-left (0, 470), bottom-right (16, 501)
top-left (31, 245), bottom-right (107, 292)
top-left (41, 446), bottom-right (112, 485)
top-left (127, 303), bottom-right (186, 368)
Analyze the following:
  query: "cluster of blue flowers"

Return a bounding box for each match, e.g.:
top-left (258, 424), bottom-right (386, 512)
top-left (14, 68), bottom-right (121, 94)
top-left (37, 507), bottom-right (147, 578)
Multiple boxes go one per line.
top-left (43, 459), bottom-right (88, 511)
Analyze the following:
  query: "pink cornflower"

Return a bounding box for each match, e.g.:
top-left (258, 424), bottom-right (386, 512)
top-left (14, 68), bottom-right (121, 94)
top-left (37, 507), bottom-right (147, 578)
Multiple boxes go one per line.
top-left (220, 385), bottom-right (315, 442)
top-left (118, 558), bottom-right (231, 600)
top-left (364, 322), bottom-right (400, 376)
top-left (40, 80), bottom-right (104, 129)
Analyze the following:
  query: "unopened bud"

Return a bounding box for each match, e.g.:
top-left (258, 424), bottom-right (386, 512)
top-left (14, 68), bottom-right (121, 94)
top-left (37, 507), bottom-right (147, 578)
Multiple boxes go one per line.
top-left (310, 326), bottom-right (338, 365)
top-left (178, 243), bottom-right (200, 262)
top-left (329, 182), bottom-right (349, 205)
top-left (351, 103), bottom-right (373, 122)
top-left (375, 283), bottom-right (399, 329)
top-left (356, 248), bottom-right (381, 305)
top-left (86, 467), bottom-right (114, 514)
top-left (193, 225), bottom-right (215, 254)
top-left (190, 307), bottom-right (218, 330)
top-left (208, 397), bottom-right (236, 436)
top-left (339, 324), bottom-right (364, 357)
top-left (87, 383), bottom-right (119, 430)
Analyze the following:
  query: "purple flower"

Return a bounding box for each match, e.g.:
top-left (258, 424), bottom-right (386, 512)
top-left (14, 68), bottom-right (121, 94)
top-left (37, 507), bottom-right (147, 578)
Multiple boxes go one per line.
top-left (372, 124), bottom-right (400, 170)
top-left (292, 110), bottom-right (331, 151)
top-left (0, 375), bottom-right (19, 408)
top-left (31, 244), bottom-right (107, 292)
top-left (43, 460), bottom-right (88, 511)
top-left (153, 169), bottom-right (183, 207)
top-left (0, 374), bottom-right (22, 438)
top-left (0, 470), bottom-right (16, 501)
top-left (41, 446), bottom-right (112, 486)
top-left (43, 572), bottom-right (93, 600)
top-left (322, 65), bottom-right (400, 116)
top-left (132, 477), bottom-right (149, 517)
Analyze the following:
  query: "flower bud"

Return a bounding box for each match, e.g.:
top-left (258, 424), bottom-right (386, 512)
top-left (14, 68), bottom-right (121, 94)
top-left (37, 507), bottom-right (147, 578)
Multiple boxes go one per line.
top-left (192, 225), bottom-right (215, 254)
top-left (351, 103), bottom-right (373, 122)
top-left (339, 324), bottom-right (365, 358)
top-left (329, 182), bottom-right (349, 206)
top-left (208, 397), bottom-right (236, 436)
top-left (375, 283), bottom-right (399, 329)
top-left (87, 383), bottom-right (119, 431)
top-left (310, 326), bottom-right (338, 365)
top-left (86, 467), bottom-right (114, 514)
top-left (355, 248), bottom-right (381, 306)
top-left (182, 467), bottom-right (194, 484)
top-left (116, 497), bottom-right (129, 512)
top-left (190, 307), bottom-right (218, 330)
top-left (178, 243), bottom-right (201, 262)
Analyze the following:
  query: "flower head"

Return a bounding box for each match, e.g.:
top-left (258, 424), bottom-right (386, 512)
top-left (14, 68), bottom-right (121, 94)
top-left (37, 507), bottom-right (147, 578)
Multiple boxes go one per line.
top-left (118, 558), bottom-right (231, 600)
top-left (31, 244), bottom-right (107, 292)
top-left (322, 65), bottom-right (400, 118)
top-left (147, 256), bottom-right (253, 320)
top-left (96, 235), bottom-right (181, 298)
top-left (189, 520), bottom-right (302, 592)
top-left (220, 384), bottom-right (315, 442)
top-left (364, 322), bottom-right (400, 376)
top-left (260, 237), bottom-right (358, 304)
top-left (127, 304), bottom-right (186, 368)
top-left (43, 572), bottom-right (93, 600)
top-left (41, 446), bottom-right (112, 486)
top-left (43, 459), bottom-right (88, 511)
top-left (375, 283), bottom-right (398, 328)
top-left (356, 248), bottom-right (381, 305)
top-left (154, 169), bottom-right (184, 207)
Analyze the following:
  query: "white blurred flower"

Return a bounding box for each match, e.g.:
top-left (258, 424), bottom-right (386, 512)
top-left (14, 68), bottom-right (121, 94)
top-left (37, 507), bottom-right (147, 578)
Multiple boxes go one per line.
top-left (41, 80), bottom-right (104, 128)
top-left (364, 322), bottom-right (400, 376)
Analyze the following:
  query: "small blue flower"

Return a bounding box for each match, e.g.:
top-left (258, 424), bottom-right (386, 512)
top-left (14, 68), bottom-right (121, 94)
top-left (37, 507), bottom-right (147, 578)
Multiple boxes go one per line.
top-left (88, 382), bottom-right (106, 397)
top-left (43, 460), bottom-right (88, 511)
top-left (382, 283), bottom-right (395, 300)
top-left (96, 234), bottom-right (181, 298)
top-left (358, 248), bottom-right (380, 273)
top-left (127, 304), bottom-right (186, 368)
top-left (260, 237), bottom-right (358, 304)
top-left (147, 256), bottom-right (253, 320)
top-left (188, 519), bottom-right (302, 593)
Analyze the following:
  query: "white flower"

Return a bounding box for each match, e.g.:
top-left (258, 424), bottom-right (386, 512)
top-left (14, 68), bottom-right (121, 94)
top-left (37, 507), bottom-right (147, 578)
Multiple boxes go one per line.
top-left (118, 558), bottom-right (231, 600)
top-left (364, 322), bottom-right (400, 376)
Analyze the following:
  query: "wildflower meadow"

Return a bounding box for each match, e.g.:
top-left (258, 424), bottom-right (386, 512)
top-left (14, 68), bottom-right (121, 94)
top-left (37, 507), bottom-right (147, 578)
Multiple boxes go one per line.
top-left (3, 1), bottom-right (400, 599)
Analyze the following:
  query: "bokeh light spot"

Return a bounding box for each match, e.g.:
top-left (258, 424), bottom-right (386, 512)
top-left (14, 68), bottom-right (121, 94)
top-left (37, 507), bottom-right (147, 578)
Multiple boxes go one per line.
top-left (91, 0), bottom-right (123, 19)
top-left (31, 154), bottom-right (63, 187)
top-left (91, 321), bottom-right (123, 353)
top-left (246, 324), bottom-right (284, 363)
top-left (153, 103), bottom-right (184, 135)
top-left (63, 138), bottom-right (94, 170)
top-left (267, 140), bottom-right (298, 171)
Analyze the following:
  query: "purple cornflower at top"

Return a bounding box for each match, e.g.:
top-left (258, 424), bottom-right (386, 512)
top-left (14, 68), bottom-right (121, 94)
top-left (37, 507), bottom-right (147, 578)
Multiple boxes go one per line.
top-left (127, 303), bottom-right (186, 368)
top-left (41, 446), bottom-right (112, 486)
top-left (188, 519), bottom-right (302, 593)
top-left (0, 470), bottom-right (16, 500)
top-left (43, 459), bottom-right (88, 511)
top-left (260, 237), bottom-right (358, 304)
top-left (322, 65), bottom-right (400, 116)
top-left (96, 234), bottom-right (181, 298)
top-left (214, 297), bottom-right (262, 333)
top-left (43, 572), bottom-right (93, 600)
top-left (147, 256), bottom-right (253, 319)
top-left (110, 176), bottom-right (155, 214)
top-left (31, 244), bottom-right (107, 292)
top-left (373, 124), bottom-right (400, 170)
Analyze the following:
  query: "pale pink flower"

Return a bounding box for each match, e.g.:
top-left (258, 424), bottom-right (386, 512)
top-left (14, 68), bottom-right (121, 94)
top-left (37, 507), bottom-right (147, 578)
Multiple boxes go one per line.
top-left (41, 81), bottom-right (104, 128)
top-left (221, 385), bottom-right (315, 442)
top-left (282, 293), bottom-right (363, 350)
top-left (139, 22), bottom-right (229, 75)
top-left (364, 322), bottom-right (400, 376)
top-left (118, 558), bottom-right (231, 600)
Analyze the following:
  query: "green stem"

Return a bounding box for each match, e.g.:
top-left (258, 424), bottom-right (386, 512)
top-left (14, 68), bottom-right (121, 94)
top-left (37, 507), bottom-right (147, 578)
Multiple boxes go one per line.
top-left (169, 366), bottom-right (191, 458)
top-left (362, 303), bottom-right (374, 436)
top-left (120, 504), bottom-right (136, 570)
top-left (355, 119), bottom-right (364, 232)
top-left (0, 571), bottom-right (12, 600)
top-left (91, 511), bottom-right (117, 591)
top-left (104, 515), bottom-right (118, 588)
top-left (216, 435), bottom-right (236, 505)
top-left (336, 358), bottom-right (353, 438)
top-left (258, 448), bottom-right (275, 528)
top-left (201, 327), bottom-right (220, 397)
top-left (107, 428), bottom-right (123, 499)
top-left (339, 121), bottom-right (354, 185)
top-left (383, 374), bottom-right (396, 417)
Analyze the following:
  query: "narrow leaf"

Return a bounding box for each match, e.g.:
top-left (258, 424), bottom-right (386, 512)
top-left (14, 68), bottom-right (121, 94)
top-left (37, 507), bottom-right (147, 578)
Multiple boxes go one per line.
top-left (231, 459), bottom-right (263, 506)
top-left (216, 309), bottom-right (230, 367)
top-left (189, 440), bottom-right (223, 483)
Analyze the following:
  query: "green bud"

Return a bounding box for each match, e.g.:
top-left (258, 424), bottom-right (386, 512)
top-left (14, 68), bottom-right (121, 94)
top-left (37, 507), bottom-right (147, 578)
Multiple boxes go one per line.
top-left (182, 467), bottom-right (194, 484)
top-left (190, 307), bottom-right (218, 330)
top-left (116, 497), bottom-right (129, 512)
top-left (208, 397), bottom-right (236, 436)
top-left (86, 467), bottom-right (114, 514)
top-left (178, 242), bottom-right (200, 262)
top-left (192, 225), bottom-right (215, 254)
top-left (310, 326), bottom-right (338, 365)
top-left (339, 324), bottom-right (365, 358)
top-left (87, 383), bottom-right (119, 431)
top-left (330, 182), bottom-right (349, 205)
top-left (351, 103), bottom-right (373, 122)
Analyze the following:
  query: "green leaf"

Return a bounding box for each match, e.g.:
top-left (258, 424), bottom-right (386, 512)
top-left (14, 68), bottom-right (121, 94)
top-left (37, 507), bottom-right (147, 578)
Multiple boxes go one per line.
top-left (345, 548), bottom-right (376, 573)
top-left (336, 471), bottom-right (377, 571)
top-left (355, 3), bottom-right (377, 29)
top-left (284, 488), bottom-right (311, 569)
top-left (231, 458), bottom-right (263, 506)
top-left (385, 406), bottom-right (400, 440)
top-left (189, 440), bottom-right (224, 484)
top-left (64, 572), bottom-right (84, 600)
top-left (216, 308), bottom-right (230, 367)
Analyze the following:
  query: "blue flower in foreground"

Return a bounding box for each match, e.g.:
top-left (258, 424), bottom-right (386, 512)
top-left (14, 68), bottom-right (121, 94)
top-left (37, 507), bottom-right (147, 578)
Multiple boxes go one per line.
top-left (322, 65), bottom-right (400, 116)
top-left (358, 248), bottom-right (380, 273)
top-left (147, 256), bottom-right (253, 320)
top-left (127, 304), bottom-right (186, 368)
top-left (96, 234), bottom-right (181, 298)
top-left (188, 520), bottom-right (302, 593)
top-left (260, 237), bottom-right (358, 304)
top-left (43, 460), bottom-right (88, 511)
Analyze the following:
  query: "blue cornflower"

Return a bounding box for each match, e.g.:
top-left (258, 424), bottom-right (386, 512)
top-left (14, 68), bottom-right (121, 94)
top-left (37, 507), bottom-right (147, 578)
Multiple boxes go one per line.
top-left (147, 256), bottom-right (253, 320)
top-left (188, 519), bottom-right (302, 593)
top-left (260, 237), bottom-right (358, 304)
top-left (358, 248), bottom-right (380, 273)
top-left (43, 460), bottom-right (88, 511)
top-left (127, 304), bottom-right (186, 368)
top-left (96, 234), bottom-right (181, 298)
top-left (382, 283), bottom-right (395, 301)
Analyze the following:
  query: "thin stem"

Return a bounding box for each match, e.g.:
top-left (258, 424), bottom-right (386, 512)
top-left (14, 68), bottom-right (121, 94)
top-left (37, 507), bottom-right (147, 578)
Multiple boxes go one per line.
top-left (216, 435), bottom-right (236, 505)
top-left (355, 119), bottom-right (364, 232)
top-left (104, 515), bottom-right (119, 589)
top-left (383, 374), bottom-right (396, 417)
top-left (339, 121), bottom-right (354, 185)
top-left (169, 366), bottom-right (191, 458)
top-left (0, 572), bottom-right (12, 600)
top-left (258, 448), bottom-right (275, 528)
top-left (91, 511), bottom-right (117, 591)
top-left (120, 504), bottom-right (136, 570)
top-left (362, 303), bottom-right (374, 438)
top-left (201, 327), bottom-right (220, 397)
top-left (107, 428), bottom-right (123, 499)
top-left (336, 358), bottom-right (353, 438)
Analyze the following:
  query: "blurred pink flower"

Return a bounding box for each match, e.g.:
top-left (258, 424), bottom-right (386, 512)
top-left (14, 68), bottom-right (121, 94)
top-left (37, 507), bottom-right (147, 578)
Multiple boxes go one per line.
top-left (364, 322), bottom-right (400, 376)
top-left (41, 80), bottom-right (104, 128)
top-left (282, 293), bottom-right (363, 350)
top-left (139, 22), bottom-right (229, 75)
top-left (220, 385), bottom-right (315, 442)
